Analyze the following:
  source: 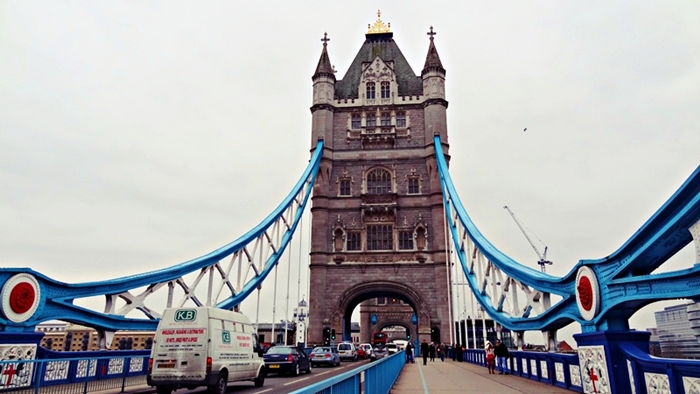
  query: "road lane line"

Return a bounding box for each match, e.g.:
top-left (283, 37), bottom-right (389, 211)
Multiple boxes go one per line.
top-left (251, 389), bottom-right (272, 394)
top-left (418, 363), bottom-right (429, 394)
top-left (284, 376), bottom-right (311, 386)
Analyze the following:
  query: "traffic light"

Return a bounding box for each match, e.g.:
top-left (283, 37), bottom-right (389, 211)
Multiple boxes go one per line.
top-left (406, 333), bottom-right (411, 340)
top-left (331, 329), bottom-right (336, 341)
top-left (323, 327), bottom-right (331, 345)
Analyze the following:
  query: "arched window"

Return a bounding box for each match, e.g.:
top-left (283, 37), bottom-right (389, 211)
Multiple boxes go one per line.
top-left (380, 81), bottom-right (390, 98)
top-left (366, 168), bottom-right (391, 194)
top-left (366, 82), bottom-right (376, 99)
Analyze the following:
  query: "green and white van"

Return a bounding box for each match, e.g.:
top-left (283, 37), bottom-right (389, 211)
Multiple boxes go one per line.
top-left (147, 307), bottom-right (265, 394)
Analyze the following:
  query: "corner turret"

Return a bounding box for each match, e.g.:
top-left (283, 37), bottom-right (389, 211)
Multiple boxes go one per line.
top-left (421, 26), bottom-right (448, 143)
top-left (310, 32), bottom-right (336, 150)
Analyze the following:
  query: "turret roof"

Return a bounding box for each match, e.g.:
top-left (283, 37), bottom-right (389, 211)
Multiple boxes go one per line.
top-left (422, 27), bottom-right (445, 76)
top-left (313, 32), bottom-right (335, 81)
top-left (334, 33), bottom-right (422, 100)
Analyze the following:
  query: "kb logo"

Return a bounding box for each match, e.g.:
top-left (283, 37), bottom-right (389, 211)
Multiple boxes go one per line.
top-left (174, 309), bottom-right (197, 321)
top-left (222, 331), bottom-right (231, 344)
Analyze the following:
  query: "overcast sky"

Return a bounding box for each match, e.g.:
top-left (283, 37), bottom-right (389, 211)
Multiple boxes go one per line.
top-left (2, 2), bottom-right (699, 345)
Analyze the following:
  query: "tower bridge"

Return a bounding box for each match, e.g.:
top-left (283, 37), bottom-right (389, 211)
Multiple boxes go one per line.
top-left (2, 12), bottom-right (700, 394)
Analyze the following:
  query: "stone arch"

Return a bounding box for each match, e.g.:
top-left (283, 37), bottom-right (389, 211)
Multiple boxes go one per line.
top-left (332, 280), bottom-right (433, 343)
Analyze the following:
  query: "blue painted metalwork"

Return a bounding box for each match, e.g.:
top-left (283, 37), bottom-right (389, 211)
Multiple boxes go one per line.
top-left (289, 351), bottom-right (405, 394)
top-left (435, 135), bottom-right (700, 332)
top-left (0, 141), bottom-right (324, 332)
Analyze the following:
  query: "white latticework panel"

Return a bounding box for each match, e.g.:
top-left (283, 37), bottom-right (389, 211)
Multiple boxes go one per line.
top-left (644, 372), bottom-right (670, 394)
top-left (683, 376), bottom-right (700, 394)
top-left (555, 362), bottom-right (564, 382)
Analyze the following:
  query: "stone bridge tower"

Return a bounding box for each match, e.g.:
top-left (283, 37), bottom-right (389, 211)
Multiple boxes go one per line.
top-left (308, 14), bottom-right (451, 346)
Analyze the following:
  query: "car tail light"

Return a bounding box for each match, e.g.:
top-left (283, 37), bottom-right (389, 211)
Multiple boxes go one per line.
top-left (206, 357), bottom-right (212, 373)
top-left (148, 358), bottom-right (153, 374)
top-left (326, 353), bottom-right (331, 358)
top-left (287, 355), bottom-right (294, 362)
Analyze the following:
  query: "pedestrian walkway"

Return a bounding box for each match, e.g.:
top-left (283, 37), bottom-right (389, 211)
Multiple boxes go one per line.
top-left (391, 359), bottom-right (572, 394)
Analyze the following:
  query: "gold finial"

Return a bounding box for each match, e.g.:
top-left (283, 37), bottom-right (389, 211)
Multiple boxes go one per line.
top-left (367, 9), bottom-right (391, 34)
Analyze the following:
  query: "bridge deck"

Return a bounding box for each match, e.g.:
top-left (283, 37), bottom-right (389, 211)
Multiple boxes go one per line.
top-left (392, 359), bottom-right (571, 394)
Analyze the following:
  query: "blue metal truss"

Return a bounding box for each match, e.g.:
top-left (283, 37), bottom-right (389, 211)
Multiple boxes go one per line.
top-left (434, 135), bottom-right (700, 333)
top-left (0, 141), bottom-right (324, 332)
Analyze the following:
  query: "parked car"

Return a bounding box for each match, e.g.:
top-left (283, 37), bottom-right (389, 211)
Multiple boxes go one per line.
top-left (310, 346), bottom-right (341, 367)
top-left (386, 343), bottom-right (399, 354)
top-left (263, 346), bottom-right (312, 376)
top-left (392, 340), bottom-right (408, 350)
top-left (369, 345), bottom-right (389, 361)
top-left (337, 342), bottom-right (358, 361)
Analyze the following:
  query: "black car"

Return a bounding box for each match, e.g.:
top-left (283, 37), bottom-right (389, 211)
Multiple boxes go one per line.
top-left (263, 346), bottom-right (312, 376)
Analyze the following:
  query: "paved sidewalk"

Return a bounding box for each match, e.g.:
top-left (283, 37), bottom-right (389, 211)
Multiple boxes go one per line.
top-left (391, 360), bottom-right (572, 394)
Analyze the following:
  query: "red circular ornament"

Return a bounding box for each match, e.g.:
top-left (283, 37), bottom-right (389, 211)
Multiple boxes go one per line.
top-left (9, 282), bottom-right (36, 314)
top-left (577, 276), bottom-right (593, 311)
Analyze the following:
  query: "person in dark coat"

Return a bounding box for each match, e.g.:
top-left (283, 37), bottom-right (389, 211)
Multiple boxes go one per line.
top-left (428, 342), bottom-right (436, 362)
top-left (494, 339), bottom-right (510, 374)
top-left (405, 342), bottom-right (415, 363)
top-left (420, 339), bottom-right (429, 365)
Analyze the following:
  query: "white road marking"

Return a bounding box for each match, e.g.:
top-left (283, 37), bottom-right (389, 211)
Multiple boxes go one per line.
top-left (251, 389), bottom-right (272, 394)
top-left (283, 376), bottom-right (310, 386)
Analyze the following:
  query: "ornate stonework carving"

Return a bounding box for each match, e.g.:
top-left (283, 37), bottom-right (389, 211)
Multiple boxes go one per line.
top-left (644, 372), bottom-right (670, 394)
top-left (578, 345), bottom-right (610, 394)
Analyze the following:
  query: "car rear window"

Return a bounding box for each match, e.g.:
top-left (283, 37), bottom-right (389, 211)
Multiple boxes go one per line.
top-left (267, 347), bottom-right (293, 355)
top-left (338, 344), bottom-right (352, 350)
top-left (313, 347), bottom-right (331, 353)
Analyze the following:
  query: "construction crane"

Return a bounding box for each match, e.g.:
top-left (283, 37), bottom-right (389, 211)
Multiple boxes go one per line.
top-left (503, 205), bottom-right (553, 273)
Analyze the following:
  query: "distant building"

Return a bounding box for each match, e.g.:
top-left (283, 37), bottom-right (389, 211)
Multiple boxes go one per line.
top-left (36, 322), bottom-right (154, 351)
top-left (655, 302), bottom-right (700, 359)
top-left (646, 327), bottom-right (661, 356)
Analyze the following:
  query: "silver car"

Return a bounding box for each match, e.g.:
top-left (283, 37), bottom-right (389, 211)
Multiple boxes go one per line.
top-left (310, 346), bottom-right (341, 367)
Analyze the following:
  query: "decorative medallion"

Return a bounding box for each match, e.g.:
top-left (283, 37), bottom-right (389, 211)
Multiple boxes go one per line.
top-left (1, 273), bottom-right (41, 323)
top-left (627, 360), bottom-right (636, 394)
top-left (575, 266), bottom-right (600, 321)
top-left (644, 372), bottom-right (670, 394)
top-left (579, 345), bottom-right (611, 393)
top-left (555, 362), bottom-right (564, 383)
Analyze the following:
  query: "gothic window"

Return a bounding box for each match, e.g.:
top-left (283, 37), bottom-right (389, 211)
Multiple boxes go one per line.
top-left (366, 82), bottom-right (376, 99)
top-left (396, 112), bottom-right (406, 128)
top-left (408, 178), bottom-right (420, 194)
top-left (346, 232), bottom-right (361, 251)
top-left (377, 297), bottom-right (387, 305)
top-left (339, 179), bottom-right (351, 196)
top-left (334, 228), bottom-right (344, 252)
top-left (398, 231), bottom-right (414, 250)
top-left (367, 224), bottom-right (393, 250)
top-left (366, 168), bottom-right (391, 194)
top-left (366, 114), bottom-right (376, 128)
top-left (351, 114), bottom-right (361, 129)
top-left (380, 112), bottom-right (391, 126)
top-left (380, 81), bottom-right (390, 99)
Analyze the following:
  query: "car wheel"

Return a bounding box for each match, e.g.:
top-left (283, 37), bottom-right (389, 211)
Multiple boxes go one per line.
top-left (209, 372), bottom-right (227, 394)
top-left (156, 387), bottom-right (172, 394)
top-left (254, 368), bottom-right (265, 387)
top-left (293, 363), bottom-right (300, 376)
top-left (307, 362), bottom-right (312, 374)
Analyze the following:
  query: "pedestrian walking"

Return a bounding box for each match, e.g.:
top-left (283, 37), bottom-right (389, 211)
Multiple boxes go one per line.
top-left (485, 341), bottom-right (496, 374)
top-left (438, 343), bottom-right (445, 362)
top-left (429, 342), bottom-right (436, 362)
top-left (420, 339), bottom-right (429, 365)
top-left (494, 339), bottom-right (510, 374)
top-left (406, 342), bottom-right (415, 363)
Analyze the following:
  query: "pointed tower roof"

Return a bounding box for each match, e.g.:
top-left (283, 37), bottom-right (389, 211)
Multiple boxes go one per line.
top-left (422, 26), bottom-right (445, 77)
top-left (334, 12), bottom-right (423, 99)
top-left (313, 32), bottom-right (336, 82)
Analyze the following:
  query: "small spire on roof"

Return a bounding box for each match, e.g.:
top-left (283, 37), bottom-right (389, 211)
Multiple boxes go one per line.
top-left (367, 9), bottom-right (391, 34)
top-left (313, 32), bottom-right (336, 81)
top-left (422, 25), bottom-right (445, 76)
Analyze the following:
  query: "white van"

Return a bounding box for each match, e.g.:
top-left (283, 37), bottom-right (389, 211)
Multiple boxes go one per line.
top-left (147, 307), bottom-right (265, 394)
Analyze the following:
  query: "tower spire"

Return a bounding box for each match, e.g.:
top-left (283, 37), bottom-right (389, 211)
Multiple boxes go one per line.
top-left (422, 26), bottom-right (445, 77)
top-left (313, 32), bottom-right (336, 81)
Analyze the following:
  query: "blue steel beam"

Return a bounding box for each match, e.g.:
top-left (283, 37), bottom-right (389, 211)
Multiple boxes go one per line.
top-left (0, 141), bottom-right (324, 332)
top-left (435, 136), bottom-right (700, 332)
